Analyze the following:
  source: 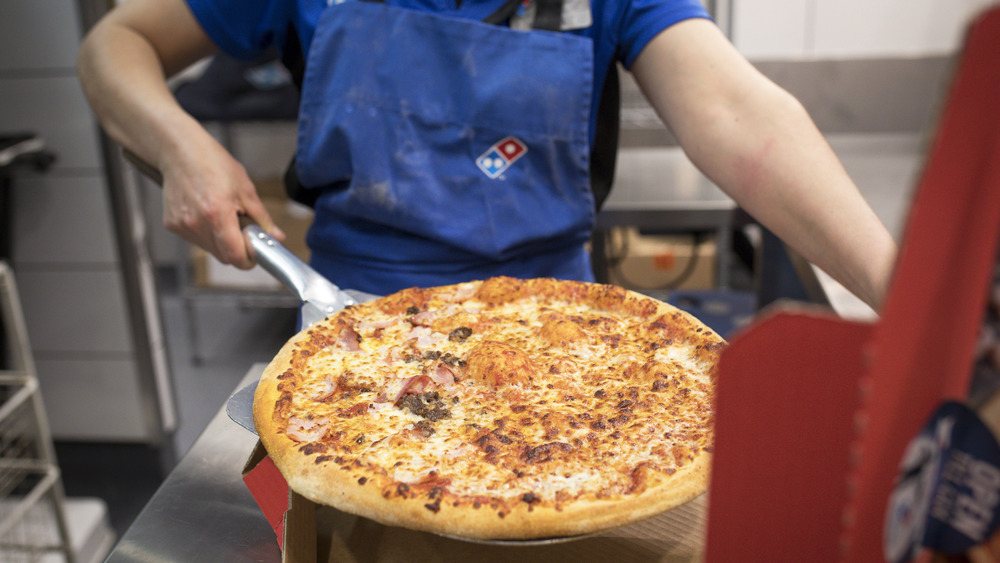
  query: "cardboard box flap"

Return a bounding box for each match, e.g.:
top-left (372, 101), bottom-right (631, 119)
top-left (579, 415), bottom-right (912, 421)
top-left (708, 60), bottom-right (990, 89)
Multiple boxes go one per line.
top-left (303, 494), bottom-right (706, 563)
top-left (705, 311), bottom-right (874, 561)
top-left (283, 491), bottom-right (317, 563)
top-left (243, 441), bottom-right (291, 547)
top-left (244, 436), bottom-right (707, 561)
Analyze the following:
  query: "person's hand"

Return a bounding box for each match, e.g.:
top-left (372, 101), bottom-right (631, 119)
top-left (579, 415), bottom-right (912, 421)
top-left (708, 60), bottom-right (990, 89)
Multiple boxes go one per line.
top-left (160, 133), bottom-right (285, 270)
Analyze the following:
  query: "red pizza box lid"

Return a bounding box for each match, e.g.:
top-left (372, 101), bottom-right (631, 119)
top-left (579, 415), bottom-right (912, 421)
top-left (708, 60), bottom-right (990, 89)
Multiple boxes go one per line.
top-left (242, 442), bottom-right (326, 561)
top-left (704, 6), bottom-right (1000, 561)
top-left (843, 5), bottom-right (1000, 557)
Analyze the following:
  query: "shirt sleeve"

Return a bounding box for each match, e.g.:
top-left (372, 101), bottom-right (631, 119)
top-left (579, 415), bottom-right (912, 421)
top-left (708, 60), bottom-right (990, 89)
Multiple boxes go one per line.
top-left (616, 0), bottom-right (713, 68)
top-left (184, 0), bottom-right (293, 60)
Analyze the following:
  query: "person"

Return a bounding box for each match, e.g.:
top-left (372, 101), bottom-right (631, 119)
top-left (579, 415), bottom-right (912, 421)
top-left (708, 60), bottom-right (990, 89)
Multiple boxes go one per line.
top-left (76, 0), bottom-right (896, 309)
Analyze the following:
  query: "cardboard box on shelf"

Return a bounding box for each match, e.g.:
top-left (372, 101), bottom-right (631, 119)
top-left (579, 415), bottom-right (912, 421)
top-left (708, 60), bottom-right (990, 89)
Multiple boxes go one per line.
top-left (191, 180), bottom-right (313, 290)
top-left (605, 228), bottom-right (716, 291)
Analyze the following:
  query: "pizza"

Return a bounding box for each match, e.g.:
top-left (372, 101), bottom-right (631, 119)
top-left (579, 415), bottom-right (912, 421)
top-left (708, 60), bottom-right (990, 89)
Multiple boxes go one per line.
top-left (253, 276), bottom-right (722, 540)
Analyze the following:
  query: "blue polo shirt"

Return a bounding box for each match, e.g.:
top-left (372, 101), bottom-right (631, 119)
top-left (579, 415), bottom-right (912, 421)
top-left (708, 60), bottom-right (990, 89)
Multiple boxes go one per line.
top-left (184, 0), bottom-right (712, 148)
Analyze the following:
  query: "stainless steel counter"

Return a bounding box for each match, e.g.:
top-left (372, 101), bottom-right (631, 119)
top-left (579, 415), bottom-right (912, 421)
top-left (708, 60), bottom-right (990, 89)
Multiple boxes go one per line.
top-left (106, 365), bottom-right (280, 562)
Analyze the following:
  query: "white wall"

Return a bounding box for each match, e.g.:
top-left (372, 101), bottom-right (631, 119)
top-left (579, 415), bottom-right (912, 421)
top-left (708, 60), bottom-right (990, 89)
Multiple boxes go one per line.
top-left (732, 0), bottom-right (997, 59)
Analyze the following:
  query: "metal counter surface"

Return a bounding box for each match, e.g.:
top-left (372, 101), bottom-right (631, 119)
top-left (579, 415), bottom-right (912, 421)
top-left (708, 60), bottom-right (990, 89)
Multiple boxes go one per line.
top-left (106, 365), bottom-right (280, 562)
top-left (598, 148), bottom-right (736, 230)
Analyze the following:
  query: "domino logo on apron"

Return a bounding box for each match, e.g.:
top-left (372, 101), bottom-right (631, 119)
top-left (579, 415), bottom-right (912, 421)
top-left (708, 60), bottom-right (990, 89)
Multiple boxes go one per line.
top-left (476, 136), bottom-right (527, 179)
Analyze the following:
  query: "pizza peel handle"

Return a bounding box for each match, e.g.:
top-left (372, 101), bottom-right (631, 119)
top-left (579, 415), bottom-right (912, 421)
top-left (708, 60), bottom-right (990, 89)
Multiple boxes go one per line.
top-left (121, 149), bottom-right (376, 326)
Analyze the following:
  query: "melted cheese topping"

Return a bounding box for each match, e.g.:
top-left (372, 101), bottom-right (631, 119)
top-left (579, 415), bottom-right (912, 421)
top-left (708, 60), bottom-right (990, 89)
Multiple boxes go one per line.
top-left (279, 279), bottom-right (719, 507)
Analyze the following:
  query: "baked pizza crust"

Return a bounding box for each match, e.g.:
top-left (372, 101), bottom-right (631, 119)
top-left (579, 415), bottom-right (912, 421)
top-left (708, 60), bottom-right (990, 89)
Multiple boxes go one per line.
top-left (253, 277), bottom-right (721, 540)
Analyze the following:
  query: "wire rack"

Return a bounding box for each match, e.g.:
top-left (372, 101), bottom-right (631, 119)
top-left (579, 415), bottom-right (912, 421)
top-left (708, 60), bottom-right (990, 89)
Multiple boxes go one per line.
top-left (0, 262), bottom-right (73, 562)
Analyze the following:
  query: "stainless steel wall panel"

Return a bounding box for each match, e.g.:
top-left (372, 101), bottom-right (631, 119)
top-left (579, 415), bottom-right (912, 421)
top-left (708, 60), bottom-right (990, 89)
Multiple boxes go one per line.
top-left (0, 0), bottom-right (174, 446)
top-left (12, 269), bottom-right (134, 355)
top-left (0, 1), bottom-right (82, 71)
top-left (33, 357), bottom-right (149, 441)
top-left (826, 133), bottom-right (925, 240)
top-left (751, 57), bottom-right (954, 135)
top-left (11, 174), bottom-right (119, 265)
top-left (618, 56), bottom-right (952, 148)
top-left (0, 77), bottom-right (102, 170)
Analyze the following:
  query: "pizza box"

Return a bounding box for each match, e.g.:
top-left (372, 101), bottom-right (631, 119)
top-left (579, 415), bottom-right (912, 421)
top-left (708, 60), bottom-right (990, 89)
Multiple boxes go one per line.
top-left (236, 7), bottom-right (1000, 560)
top-left (704, 6), bottom-right (1000, 561)
top-left (231, 367), bottom-right (712, 561)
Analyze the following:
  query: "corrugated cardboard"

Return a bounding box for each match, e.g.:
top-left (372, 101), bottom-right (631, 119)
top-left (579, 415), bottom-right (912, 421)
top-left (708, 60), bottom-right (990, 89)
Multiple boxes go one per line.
top-left (242, 442), bottom-right (290, 548)
top-left (239, 11), bottom-right (1000, 554)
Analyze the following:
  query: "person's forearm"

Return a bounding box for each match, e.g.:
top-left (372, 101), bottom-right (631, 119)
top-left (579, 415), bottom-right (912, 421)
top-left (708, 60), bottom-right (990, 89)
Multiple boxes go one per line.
top-left (76, 3), bottom-right (281, 269)
top-left (632, 20), bottom-right (896, 310)
top-left (77, 19), bottom-right (212, 174)
top-left (685, 81), bottom-right (896, 309)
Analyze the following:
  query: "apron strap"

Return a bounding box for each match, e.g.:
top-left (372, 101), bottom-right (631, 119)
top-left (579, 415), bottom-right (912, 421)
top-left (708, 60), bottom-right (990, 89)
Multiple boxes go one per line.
top-left (591, 62), bottom-right (619, 212)
top-left (483, 0), bottom-right (522, 25)
top-left (484, 0), bottom-right (564, 31)
top-left (532, 0), bottom-right (563, 31)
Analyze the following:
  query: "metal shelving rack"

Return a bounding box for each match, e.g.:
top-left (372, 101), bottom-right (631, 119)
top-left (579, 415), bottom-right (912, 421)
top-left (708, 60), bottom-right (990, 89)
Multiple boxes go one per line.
top-left (0, 262), bottom-right (74, 562)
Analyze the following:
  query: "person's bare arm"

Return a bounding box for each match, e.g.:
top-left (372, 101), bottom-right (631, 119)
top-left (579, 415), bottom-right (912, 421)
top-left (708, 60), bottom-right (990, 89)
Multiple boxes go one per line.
top-left (77, 0), bottom-right (283, 269)
top-left (630, 19), bottom-right (896, 310)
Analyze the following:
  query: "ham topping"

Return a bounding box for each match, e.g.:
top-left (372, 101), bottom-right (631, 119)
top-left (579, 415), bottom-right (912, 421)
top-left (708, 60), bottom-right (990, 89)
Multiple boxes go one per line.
top-left (358, 318), bottom-right (396, 332)
top-left (287, 417), bottom-right (327, 442)
top-left (408, 326), bottom-right (446, 349)
top-left (312, 375), bottom-right (338, 402)
top-left (410, 310), bottom-right (436, 326)
top-left (430, 362), bottom-right (456, 385)
top-left (389, 375), bottom-right (434, 404)
top-left (339, 326), bottom-right (362, 352)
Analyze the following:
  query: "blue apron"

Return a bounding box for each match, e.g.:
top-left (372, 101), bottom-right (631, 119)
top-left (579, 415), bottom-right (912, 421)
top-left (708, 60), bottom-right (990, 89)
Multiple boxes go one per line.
top-left (296, 0), bottom-right (596, 295)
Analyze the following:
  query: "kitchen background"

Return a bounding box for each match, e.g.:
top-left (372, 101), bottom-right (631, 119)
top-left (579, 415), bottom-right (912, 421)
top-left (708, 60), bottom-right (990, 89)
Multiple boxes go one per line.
top-left (0, 0), bottom-right (994, 561)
